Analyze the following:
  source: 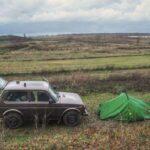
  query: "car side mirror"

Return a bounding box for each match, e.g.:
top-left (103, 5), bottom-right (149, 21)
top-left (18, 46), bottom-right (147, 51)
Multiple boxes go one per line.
top-left (49, 99), bottom-right (53, 104)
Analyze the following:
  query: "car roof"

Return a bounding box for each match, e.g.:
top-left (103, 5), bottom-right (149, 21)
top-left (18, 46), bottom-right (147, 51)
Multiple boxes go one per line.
top-left (4, 81), bottom-right (50, 91)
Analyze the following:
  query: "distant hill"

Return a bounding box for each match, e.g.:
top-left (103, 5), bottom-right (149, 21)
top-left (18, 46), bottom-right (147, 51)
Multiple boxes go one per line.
top-left (0, 35), bottom-right (30, 42)
top-left (0, 33), bottom-right (150, 52)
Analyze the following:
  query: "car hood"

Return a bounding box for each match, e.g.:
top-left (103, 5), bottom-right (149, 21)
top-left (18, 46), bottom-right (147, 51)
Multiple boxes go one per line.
top-left (58, 92), bottom-right (84, 105)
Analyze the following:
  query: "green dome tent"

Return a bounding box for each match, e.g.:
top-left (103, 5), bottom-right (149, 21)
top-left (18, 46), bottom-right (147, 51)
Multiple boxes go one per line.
top-left (98, 93), bottom-right (150, 122)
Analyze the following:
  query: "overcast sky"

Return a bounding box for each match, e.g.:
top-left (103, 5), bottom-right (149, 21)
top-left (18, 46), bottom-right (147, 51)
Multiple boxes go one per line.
top-left (0, 0), bottom-right (150, 35)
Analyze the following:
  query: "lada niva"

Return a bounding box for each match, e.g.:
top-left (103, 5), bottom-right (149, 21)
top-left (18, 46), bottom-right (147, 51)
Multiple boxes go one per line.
top-left (0, 78), bottom-right (88, 129)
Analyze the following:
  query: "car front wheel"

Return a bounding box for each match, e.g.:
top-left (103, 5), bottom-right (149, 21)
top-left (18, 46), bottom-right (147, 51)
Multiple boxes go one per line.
top-left (63, 110), bottom-right (81, 127)
top-left (4, 112), bottom-right (23, 129)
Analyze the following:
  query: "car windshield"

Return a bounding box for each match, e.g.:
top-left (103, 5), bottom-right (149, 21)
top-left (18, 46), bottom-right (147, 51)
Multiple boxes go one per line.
top-left (48, 85), bottom-right (59, 102)
top-left (0, 77), bottom-right (7, 90)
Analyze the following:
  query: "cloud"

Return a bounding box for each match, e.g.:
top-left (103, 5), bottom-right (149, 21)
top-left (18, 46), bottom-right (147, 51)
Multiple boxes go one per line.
top-left (0, 0), bottom-right (150, 24)
top-left (0, 0), bottom-right (149, 34)
top-left (130, 0), bottom-right (150, 21)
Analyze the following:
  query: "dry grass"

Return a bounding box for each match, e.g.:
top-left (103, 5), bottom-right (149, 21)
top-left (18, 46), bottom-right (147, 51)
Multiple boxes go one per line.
top-left (0, 34), bottom-right (150, 149)
top-left (0, 92), bottom-right (149, 149)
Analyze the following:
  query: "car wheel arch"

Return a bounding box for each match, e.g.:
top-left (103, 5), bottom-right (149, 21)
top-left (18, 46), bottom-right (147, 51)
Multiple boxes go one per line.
top-left (58, 108), bottom-right (81, 124)
top-left (3, 109), bottom-right (23, 118)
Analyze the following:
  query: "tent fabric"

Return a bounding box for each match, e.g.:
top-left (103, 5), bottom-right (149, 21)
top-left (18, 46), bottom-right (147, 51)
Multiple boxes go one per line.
top-left (98, 93), bottom-right (150, 122)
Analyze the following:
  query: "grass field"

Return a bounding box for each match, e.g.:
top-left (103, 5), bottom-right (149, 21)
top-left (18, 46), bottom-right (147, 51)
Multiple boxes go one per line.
top-left (0, 55), bottom-right (150, 75)
top-left (0, 92), bottom-right (149, 149)
top-left (0, 34), bottom-right (150, 149)
top-left (0, 92), bottom-right (150, 149)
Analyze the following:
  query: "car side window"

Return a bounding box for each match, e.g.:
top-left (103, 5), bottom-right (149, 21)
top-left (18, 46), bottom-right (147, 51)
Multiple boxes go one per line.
top-left (3, 91), bottom-right (29, 102)
top-left (37, 91), bottom-right (52, 102)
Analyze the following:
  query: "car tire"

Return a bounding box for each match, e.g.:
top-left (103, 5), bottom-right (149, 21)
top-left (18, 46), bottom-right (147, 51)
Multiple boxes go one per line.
top-left (63, 110), bottom-right (81, 127)
top-left (4, 112), bottom-right (23, 129)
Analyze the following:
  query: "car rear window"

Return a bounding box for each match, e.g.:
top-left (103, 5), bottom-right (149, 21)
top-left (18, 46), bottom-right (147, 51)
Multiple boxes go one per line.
top-left (3, 91), bottom-right (29, 102)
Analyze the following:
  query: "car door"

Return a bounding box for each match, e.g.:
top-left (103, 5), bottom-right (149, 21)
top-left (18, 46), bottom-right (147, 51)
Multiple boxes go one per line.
top-left (28, 90), bottom-right (54, 122)
top-left (31, 90), bottom-right (67, 122)
top-left (0, 90), bottom-right (34, 120)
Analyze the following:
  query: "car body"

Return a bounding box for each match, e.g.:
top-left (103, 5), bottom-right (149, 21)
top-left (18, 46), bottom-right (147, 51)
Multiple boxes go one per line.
top-left (0, 79), bottom-right (88, 128)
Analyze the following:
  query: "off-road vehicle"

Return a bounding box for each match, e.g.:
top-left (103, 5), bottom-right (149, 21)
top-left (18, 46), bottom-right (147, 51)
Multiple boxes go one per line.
top-left (0, 78), bottom-right (88, 129)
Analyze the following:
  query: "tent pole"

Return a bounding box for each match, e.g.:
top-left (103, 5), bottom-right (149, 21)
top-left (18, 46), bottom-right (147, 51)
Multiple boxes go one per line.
top-left (125, 91), bottom-right (130, 100)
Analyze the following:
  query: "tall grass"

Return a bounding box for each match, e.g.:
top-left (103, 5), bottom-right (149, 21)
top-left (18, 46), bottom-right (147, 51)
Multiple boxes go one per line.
top-left (1, 92), bottom-right (149, 149)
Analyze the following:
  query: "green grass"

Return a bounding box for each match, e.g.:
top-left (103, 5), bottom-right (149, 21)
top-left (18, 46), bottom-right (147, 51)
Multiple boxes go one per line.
top-left (1, 92), bottom-right (149, 149)
top-left (0, 55), bottom-right (150, 75)
top-left (0, 48), bottom-right (149, 61)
